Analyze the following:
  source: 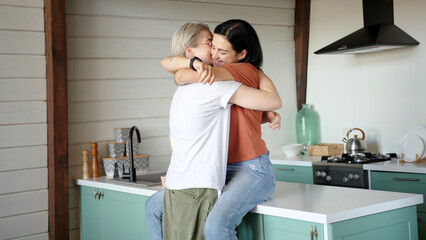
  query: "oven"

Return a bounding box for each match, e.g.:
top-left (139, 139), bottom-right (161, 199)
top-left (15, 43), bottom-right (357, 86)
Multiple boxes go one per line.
top-left (313, 163), bottom-right (368, 188)
top-left (312, 153), bottom-right (396, 189)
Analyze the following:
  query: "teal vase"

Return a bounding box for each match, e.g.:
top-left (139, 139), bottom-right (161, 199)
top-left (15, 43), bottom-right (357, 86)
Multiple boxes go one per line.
top-left (296, 104), bottom-right (320, 152)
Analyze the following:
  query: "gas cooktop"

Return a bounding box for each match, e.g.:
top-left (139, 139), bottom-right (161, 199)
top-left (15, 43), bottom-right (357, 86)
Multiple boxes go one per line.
top-left (320, 152), bottom-right (397, 164)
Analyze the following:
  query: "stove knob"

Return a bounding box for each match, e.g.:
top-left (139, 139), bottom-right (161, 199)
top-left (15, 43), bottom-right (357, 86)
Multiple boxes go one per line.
top-left (348, 174), bottom-right (354, 179)
top-left (321, 171), bottom-right (327, 177)
top-left (326, 175), bottom-right (332, 182)
top-left (315, 170), bottom-right (322, 177)
top-left (343, 176), bottom-right (349, 183)
top-left (354, 174), bottom-right (360, 180)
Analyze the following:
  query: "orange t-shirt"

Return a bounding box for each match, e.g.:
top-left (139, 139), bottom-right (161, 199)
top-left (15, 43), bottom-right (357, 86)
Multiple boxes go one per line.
top-left (223, 63), bottom-right (268, 164)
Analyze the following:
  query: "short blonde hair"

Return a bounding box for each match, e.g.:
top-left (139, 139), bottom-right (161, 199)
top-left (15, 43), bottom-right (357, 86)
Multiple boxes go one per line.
top-left (171, 22), bottom-right (210, 57)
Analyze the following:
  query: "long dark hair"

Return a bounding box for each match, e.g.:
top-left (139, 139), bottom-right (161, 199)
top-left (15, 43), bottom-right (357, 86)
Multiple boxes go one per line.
top-left (214, 19), bottom-right (263, 69)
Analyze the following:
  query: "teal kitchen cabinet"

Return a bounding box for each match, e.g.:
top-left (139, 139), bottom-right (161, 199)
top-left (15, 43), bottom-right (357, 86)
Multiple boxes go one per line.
top-left (80, 186), bottom-right (150, 240)
top-left (239, 207), bottom-right (417, 240)
top-left (272, 164), bottom-right (313, 184)
top-left (238, 213), bottom-right (324, 240)
top-left (328, 206), bottom-right (418, 240)
top-left (263, 215), bottom-right (324, 240)
top-left (371, 171), bottom-right (426, 239)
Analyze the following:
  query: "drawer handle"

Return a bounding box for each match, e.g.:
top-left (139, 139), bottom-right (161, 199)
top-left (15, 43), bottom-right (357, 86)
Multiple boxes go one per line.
top-left (392, 177), bottom-right (420, 181)
top-left (310, 225), bottom-right (318, 240)
top-left (277, 168), bottom-right (295, 171)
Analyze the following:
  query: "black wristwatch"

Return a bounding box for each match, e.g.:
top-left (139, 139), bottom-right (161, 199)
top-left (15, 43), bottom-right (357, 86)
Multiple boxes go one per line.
top-left (189, 57), bottom-right (202, 71)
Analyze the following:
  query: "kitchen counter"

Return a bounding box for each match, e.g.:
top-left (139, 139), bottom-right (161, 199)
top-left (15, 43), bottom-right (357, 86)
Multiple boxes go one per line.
top-left (271, 155), bottom-right (426, 175)
top-left (270, 155), bottom-right (321, 166)
top-left (76, 175), bottom-right (423, 224)
top-left (364, 159), bottom-right (426, 174)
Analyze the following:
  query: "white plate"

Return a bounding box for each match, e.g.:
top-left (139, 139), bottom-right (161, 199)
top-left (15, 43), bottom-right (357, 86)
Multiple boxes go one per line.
top-left (399, 135), bottom-right (424, 162)
top-left (398, 125), bottom-right (426, 159)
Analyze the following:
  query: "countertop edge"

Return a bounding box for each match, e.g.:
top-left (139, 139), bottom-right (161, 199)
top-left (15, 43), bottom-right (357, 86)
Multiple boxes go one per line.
top-left (76, 178), bottom-right (423, 224)
top-left (270, 159), bottom-right (313, 167)
top-left (364, 164), bottom-right (426, 173)
top-left (77, 178), bottom-right (159, 196)
top-left (324, 194), bottom-right (423, 223)
top-left (253, 193), bottom-right (422, 224)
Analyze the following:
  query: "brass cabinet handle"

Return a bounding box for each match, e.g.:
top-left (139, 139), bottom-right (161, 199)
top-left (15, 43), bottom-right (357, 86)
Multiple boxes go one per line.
top-left (392, 177), bottom-right (420, 181)
top-left (93, 189), bottom-right (104, 200)
top-left (277, 167), bottom-right (295, 171)
top-left (310, 225), bottom-right (318, 240)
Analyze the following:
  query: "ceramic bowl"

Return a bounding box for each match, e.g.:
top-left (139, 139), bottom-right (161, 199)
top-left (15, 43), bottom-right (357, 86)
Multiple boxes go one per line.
top-left (281, 144), bottom-right (303, 157)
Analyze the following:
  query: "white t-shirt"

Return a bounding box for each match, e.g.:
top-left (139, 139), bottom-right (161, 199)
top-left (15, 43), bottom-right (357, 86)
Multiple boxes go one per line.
top-left (165, 81), bottom-right (241, 191)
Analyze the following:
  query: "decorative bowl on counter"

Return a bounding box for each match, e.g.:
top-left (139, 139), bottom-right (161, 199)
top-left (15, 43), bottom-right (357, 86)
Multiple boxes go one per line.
top-left (281, 144), bottom-right (303, 157)
top-left (102, 154), bottom-right (150, 177)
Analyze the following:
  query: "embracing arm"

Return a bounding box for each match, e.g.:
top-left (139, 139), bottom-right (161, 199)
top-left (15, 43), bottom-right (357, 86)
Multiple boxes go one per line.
top-left (161, 56), bottom-right (216, 85)
top-left (161, 56), bottom-right (192, 75)
top-left (229, 70), bottom-right (282, 111)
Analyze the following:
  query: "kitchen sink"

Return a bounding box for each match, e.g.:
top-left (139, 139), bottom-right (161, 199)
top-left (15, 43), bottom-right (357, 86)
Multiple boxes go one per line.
top-left (107, 171), bottom-right (166, 187)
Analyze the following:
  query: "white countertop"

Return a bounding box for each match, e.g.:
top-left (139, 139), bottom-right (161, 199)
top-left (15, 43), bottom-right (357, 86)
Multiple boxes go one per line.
top-left (364, 159), bottom-right (426, 174)
top-left (76, 176), bottom-right (423, 224)
top-left (270, 155), bottom-right (321, 167)
top-left (77, 177), bottom-right (160, 197)
top-left (271, 155), bottom-right (426, 174)
top-left (255, 182), bottom-right (422, 224)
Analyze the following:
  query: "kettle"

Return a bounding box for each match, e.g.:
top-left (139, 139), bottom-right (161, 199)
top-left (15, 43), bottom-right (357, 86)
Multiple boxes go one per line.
top-left (342, 128), bottom-right (367, 154)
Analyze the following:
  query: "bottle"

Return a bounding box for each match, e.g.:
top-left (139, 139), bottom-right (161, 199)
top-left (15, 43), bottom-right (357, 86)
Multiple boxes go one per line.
top-left (91, 142), bottom-right (99, 178)
top-left (82, 150), bottom-right (90, 179)
top-left (296, 104), bottom-right (320, 153)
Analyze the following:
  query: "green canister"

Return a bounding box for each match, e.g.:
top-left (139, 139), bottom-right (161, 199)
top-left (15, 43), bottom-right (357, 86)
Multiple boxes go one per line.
top-left (296, 104), bottom-right (320, 153)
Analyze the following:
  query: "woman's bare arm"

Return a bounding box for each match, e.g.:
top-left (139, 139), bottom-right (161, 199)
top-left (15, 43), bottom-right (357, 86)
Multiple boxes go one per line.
top-left (161, 56), bottom-right (192, 75)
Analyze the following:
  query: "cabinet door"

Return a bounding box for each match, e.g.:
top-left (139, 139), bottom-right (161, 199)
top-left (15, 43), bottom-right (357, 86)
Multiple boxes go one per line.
top-left (272, 165), bottom-right (313, 184)
top-left (263, 215), bottom-right (323, 240)
top-left (102, 189), bottom-right (150, 240)
top-left (80, 186), bottom-right (105, 240)
top-left (329, 206), bottom-right (418, 240)
top-left (370, 171), bottom-right (426, 212)
top-left (80, 186), bottom-right (150, 240)
top-left (237, 213), bottom-right (264, 240)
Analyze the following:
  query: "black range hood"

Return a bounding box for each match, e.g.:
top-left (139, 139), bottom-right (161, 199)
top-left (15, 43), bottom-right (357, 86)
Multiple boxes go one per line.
top-left (315, 0), bottom-right (419, 54)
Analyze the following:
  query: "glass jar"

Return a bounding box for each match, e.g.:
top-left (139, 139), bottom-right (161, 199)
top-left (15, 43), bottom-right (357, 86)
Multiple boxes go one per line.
top-left (296, 104), bottom-right (320, 153)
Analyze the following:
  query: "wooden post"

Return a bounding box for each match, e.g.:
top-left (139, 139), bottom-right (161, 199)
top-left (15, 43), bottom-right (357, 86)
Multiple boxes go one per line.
top-left (294, 0), bottom-right (311, 111)
top-left (45, 0), bottom-right (68, 239)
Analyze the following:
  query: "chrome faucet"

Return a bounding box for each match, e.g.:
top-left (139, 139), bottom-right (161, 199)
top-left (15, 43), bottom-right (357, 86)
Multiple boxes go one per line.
top-left (129, 126), bottom-right (141, 182)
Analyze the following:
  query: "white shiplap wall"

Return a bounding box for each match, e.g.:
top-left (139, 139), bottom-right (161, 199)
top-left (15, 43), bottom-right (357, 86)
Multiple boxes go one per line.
top-left (0, 0), bottom-right (48, 240)
top-left (66, 0), bottom-right (296, 238)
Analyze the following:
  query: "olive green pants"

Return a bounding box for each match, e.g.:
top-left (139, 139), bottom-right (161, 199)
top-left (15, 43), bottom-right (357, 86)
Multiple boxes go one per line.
top-left (163, 188), bottom-right (218, 240)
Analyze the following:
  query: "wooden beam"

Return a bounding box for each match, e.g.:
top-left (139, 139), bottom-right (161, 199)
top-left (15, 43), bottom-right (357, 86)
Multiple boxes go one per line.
top-left (294, 0), bottom-right (311, 111)
top-left (44, 0), bottom-right (69, 239)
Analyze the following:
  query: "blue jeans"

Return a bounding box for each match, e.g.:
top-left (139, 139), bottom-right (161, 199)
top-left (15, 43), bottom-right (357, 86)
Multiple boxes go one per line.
top-left (145, 188), bottom-right (165, 240)
top-left (145, 151), bottom-right (276, 240)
